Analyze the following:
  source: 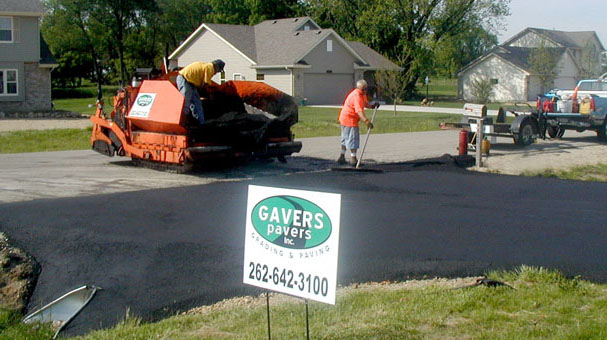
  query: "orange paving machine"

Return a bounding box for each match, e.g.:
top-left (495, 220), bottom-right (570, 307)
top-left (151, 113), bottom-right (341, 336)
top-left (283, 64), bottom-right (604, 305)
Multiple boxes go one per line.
top-left (90, 71), bottom-right (302, 172)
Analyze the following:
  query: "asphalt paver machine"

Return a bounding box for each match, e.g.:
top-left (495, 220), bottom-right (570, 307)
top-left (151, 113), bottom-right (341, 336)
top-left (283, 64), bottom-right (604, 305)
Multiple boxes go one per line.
top-left (90, 70), bottom-right (302, 172)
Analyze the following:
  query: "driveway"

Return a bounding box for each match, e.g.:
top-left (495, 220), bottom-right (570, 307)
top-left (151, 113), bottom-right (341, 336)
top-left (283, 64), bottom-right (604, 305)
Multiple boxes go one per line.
top-left (2, 157), bottom-right (607, 336)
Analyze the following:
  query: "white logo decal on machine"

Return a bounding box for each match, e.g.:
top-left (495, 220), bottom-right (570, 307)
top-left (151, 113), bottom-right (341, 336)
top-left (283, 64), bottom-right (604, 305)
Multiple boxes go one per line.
top-left (129, 93), bottom-right (157, 118)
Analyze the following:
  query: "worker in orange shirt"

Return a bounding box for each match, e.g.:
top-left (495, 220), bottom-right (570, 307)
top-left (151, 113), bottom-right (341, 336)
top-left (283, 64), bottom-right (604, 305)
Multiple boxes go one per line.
top-left (337, 79), bottom-right (379, 166)
top-left (176, 59), bottom-right (225, 124)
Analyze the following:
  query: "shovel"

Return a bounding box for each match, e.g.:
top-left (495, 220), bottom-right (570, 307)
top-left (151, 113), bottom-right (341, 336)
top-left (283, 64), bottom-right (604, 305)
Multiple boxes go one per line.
top-left (356, 105), bottom-right (378, 168)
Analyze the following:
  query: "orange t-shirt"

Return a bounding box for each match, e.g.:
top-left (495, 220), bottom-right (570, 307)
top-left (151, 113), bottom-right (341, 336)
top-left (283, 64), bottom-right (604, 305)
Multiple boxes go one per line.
top-left (339, 88), bottom-right (368, 127)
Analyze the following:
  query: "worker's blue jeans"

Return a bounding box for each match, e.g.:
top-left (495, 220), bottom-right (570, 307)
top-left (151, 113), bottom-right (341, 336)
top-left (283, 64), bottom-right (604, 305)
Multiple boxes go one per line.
top-left (176, 74), bottom-right (204, 124)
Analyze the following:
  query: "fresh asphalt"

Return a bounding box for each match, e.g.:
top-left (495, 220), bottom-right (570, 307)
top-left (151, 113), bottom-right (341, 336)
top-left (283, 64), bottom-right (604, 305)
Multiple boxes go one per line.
top-left (1, 155), bottom-right (607, 335)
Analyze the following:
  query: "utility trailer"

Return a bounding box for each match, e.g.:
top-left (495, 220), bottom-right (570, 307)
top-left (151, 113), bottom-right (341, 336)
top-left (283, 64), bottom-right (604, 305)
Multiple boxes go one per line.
top-left (442, 103), bottom-right (542, 146)
top-left (443, 98), bottom-right (607, 147)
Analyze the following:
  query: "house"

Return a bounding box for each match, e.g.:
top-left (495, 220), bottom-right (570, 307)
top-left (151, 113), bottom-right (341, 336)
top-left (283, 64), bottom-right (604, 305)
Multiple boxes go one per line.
top-left (168, 17), bottom-right (400, 105)
top-left (458, 28), bottom-right (605, 102)
top-left (0, 0), bottom-right (57, 112)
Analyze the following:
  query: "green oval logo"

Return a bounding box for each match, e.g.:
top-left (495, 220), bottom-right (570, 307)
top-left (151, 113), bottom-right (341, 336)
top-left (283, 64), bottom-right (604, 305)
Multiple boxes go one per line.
top-left (251, 196), bottom-right (332, 249)
top-left (137, 94), bottom-right (154, 106)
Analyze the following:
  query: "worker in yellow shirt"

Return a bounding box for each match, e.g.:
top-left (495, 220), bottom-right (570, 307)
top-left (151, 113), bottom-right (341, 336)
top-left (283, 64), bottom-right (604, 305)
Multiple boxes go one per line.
top-left (176, 59), bottom-right (225, 124)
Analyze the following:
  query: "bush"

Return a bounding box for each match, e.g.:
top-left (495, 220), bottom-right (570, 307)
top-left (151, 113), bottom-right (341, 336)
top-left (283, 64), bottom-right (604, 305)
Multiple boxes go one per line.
top-left (470, 78), bottom-right (495, 104)
top-left (52, 87), bottom-right (97, 99)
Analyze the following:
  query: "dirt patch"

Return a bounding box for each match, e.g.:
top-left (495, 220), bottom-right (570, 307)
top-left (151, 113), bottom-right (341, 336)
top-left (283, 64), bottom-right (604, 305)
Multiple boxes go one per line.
top-left (184, 277), bottom-right (486, 316)
top-left (474, 132), bottom-right (607, 175)
top-left (0, 233), bottom-right (40, 312)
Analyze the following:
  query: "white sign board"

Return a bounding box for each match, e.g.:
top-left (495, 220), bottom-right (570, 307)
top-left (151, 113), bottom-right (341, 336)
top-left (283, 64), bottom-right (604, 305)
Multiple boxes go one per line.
top-left (244, 185), bottom-right (341, 304)
top-left (128, 93), bottom-right (157, 118)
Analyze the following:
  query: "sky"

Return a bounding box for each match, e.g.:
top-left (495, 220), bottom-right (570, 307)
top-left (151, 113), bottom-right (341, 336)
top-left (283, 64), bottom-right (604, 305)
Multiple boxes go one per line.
top-left (498, 0), bottom-right (607, 47)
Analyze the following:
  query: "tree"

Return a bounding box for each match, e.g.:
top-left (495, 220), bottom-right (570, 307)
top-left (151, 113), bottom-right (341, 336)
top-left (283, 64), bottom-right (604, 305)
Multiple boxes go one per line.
top-left (306, 0), bottom-right (510, 98)
top-left (375, 68), bottom-right (405, 116)
top-left (528, 42), bottom-right (561, 94)
top-left (579, 42), bottom-right (601, 80)
top-left (156, 0), bottom-right (212, 55)
top-left (433, 25), bottom-right (499, 78)
top-left (89, 0), bottom-right (159, 84)
top-left (42, 0), bottom-right (109, 93)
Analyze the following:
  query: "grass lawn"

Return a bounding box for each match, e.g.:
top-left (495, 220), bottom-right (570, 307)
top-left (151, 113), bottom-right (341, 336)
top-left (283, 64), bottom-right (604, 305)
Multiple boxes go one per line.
top-left (524, 163), bottom-right (607, 182)
top-left (53, 98), bottom-right (101, 116)
top-left (294, 106), bottom-right (461, 138)
top-left (5, 266), bottom-right (605, 340)
top-left (0, 128), bottom-right (92, 154)
top-left (0, 107), bottom-right (460, 153)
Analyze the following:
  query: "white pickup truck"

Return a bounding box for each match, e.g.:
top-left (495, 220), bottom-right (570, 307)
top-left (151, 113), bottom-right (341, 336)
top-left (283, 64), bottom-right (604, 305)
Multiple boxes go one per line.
top-left (553, 74), bottom-right (607, 99)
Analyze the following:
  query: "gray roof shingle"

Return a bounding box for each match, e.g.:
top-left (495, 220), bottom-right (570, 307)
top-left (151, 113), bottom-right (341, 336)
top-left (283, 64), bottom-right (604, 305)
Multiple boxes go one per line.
top-left (206, 23), bottom-right (257, 61)
top-left (0, 0), bottom-right (44, 14)
top-left (174, 16), bottom-right (398, 69)
top-left (506, 27), bottom-right (604, 51)
top-left (347, 41), bottom-right (401, 70)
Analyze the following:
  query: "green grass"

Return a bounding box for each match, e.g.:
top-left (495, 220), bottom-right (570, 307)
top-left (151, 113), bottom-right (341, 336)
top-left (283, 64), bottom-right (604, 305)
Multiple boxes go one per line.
top-left (53, 98), bottom-right (101, 116)
top-left (0, 308), bottom-right (54, 340)
top-left (524, 163), bottom-right (607, 182)
top-left (0, 128), bottom-right (92, 154)
top-left (0, 108), bottom-right (459, 153)
top-left (294, 107), bottom-right (461, 138)
top-left (29, 266), bottom-right (602, 339)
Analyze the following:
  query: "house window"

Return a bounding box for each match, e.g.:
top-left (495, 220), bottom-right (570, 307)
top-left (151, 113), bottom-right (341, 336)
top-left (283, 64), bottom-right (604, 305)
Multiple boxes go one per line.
top-left (220, 71), bottom-right (226, 84)
top-left (327, 39), bottom-right (333, 52)
top-left (0, 17), bottom-right (12, 42)
top-left (304, 25), bottom-right (310, 31)
top-left (233, 73), bottom-right (242, 80)
top-left (491, 78), bottom-right (498, 85)
top-left (257, 74), bottom-right (265, 81)
top-left (0, 69), bottom-right (18, 95)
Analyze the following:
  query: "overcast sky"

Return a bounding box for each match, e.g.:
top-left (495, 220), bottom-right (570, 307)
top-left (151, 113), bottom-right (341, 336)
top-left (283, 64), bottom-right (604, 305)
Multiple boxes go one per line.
top-left (498, 0), bottom-right (607, 47)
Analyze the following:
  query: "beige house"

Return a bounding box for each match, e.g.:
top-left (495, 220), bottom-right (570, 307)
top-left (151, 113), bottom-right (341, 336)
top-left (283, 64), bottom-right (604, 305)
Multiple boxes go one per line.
top-left (169, 17), bottom-right (399, 105)
top-left (458, 28), bottom-right (605, 102)
top-left (0, 0), bottom-right (57, 112)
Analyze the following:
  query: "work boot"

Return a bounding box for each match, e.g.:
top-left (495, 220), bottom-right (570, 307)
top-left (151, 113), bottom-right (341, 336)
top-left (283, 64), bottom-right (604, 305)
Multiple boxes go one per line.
top-left (349, 156), bottom-right (358, 167)
top-left (337, 154), bottom-right (346, 165)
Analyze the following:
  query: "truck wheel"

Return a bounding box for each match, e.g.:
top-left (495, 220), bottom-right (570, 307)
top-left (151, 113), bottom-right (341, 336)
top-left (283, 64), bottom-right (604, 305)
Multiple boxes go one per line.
top-left (514, 119), bottom-right (535, 146)
top-left (597, 118), bottom-right (607, 142)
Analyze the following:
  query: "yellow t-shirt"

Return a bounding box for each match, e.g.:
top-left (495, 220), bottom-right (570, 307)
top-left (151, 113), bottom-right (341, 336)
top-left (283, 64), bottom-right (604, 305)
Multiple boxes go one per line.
top-left (179, 62), bottom-right (215, 87)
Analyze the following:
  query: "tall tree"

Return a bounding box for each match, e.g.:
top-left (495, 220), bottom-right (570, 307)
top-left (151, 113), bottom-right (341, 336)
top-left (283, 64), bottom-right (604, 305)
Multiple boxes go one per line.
top-left (89, 0), bottom-right (159, 84)
top-left (247, 0), bottom-right (305, 24)
top-left (156, 0), bottom-right (212, 56)
top-left (579, 41), bottom-right (601, 80)
top-left (528, 42), bottom-right (561, 94)
top-left (42, 0), bottom-right (108, 93)
top-left (306, 0), bottom-right (510, 97)
top-left (433, 25), bottom-right (499, 78)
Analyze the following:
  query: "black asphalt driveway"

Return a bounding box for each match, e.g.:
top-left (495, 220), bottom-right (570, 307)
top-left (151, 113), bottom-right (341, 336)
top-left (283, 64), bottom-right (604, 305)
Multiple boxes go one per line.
top-left (1, 156), bottom-right (606, 335)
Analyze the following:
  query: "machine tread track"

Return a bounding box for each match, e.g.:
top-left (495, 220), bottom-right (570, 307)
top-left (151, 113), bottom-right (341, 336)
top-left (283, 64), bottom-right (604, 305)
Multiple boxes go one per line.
top-left (131, 158), bottom-right (192, 173)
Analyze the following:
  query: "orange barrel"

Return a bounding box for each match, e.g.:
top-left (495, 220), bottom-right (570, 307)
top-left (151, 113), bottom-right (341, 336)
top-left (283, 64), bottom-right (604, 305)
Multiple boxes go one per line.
top-left (458, 129), bottom-right (468, 156)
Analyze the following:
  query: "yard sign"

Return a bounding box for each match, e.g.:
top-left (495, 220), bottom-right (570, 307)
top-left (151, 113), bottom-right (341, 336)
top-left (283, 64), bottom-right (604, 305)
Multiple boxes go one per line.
top-left (244, 185), bottom-right (341, 304)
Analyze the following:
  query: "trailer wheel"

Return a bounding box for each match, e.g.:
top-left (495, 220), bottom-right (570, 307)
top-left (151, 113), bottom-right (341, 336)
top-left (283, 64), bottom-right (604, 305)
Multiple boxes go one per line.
top-left (547, 126), bottom-right (564, 139)
top-left (513, 119), bottom-right (536, 146)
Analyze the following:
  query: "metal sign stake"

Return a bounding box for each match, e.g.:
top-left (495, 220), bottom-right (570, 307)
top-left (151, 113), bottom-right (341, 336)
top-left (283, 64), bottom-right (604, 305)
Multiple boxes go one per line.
top-left (266, 291), bottom-right (272, 340)
top-left (305, 299), bottom-right (310, 340)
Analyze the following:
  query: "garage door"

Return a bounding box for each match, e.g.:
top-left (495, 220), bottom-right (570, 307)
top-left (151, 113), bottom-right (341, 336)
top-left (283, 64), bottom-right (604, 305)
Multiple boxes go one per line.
top-left (304, 73), bottom-right (353, 105)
